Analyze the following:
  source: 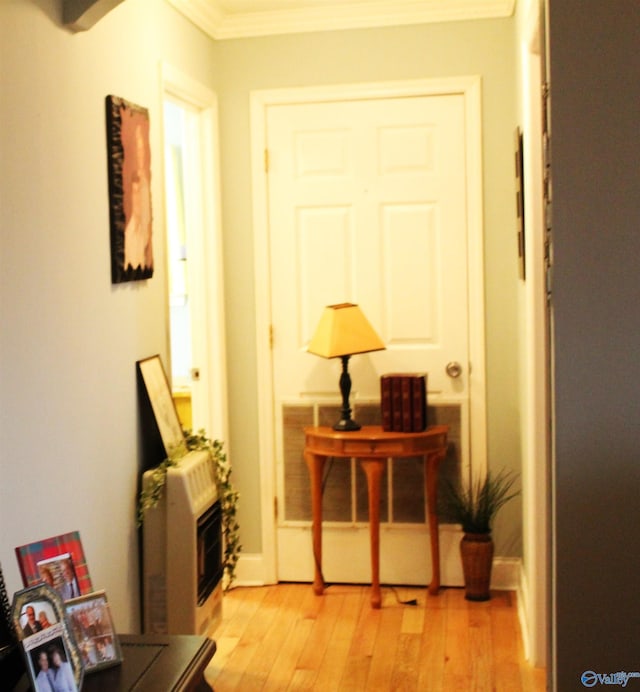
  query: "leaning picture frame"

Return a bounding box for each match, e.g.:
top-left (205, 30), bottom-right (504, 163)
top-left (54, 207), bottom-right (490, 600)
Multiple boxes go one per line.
top-left (106, 94), bottom-right (154, 283)
top-left (12, 583), bottom-right (84, 691)
top-left (136, 354), bottom-right (186, 457)
top-left (65, 590), bottom-right (122, 674)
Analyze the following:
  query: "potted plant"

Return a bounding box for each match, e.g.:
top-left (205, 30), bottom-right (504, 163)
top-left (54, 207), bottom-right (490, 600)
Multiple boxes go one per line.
top-left (442, 469), bottom-right (519, 601)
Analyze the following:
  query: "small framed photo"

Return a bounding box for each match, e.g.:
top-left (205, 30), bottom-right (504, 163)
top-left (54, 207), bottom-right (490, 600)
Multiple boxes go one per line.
top-left (15, 531), bottom-right (92, 599)
top-left (37, 554), bottom-right (83, 602)
top-left (65, 591), bottom-right (122, 673)
top-left (12, 583), bottom-right (83, 691)
top-left (136, 354), bottom-right (186, 456)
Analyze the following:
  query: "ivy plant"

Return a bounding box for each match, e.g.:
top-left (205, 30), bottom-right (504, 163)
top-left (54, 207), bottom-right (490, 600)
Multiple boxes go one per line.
top-left (137, 430), bottom-right (241, 590)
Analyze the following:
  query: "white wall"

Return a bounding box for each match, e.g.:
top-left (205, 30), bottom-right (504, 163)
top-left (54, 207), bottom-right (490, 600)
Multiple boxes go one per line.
top-left (0, 0), bottom-right (218, 632)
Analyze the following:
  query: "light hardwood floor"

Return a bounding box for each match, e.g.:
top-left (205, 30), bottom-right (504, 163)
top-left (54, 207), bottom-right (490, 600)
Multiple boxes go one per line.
top-left (205, 583), bottom-right (546, 691)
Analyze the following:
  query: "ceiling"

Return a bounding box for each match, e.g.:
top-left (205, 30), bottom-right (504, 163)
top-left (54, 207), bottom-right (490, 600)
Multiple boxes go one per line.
top-left (166, 0), bottom-right (516, 40)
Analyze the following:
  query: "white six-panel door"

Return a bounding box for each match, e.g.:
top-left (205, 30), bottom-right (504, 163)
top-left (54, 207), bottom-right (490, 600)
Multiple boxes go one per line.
top-left (251, 78), bottom-right (485, 587)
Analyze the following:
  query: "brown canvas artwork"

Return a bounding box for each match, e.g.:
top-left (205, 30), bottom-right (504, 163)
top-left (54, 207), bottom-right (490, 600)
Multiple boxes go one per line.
top-left (106, 95), bottom-right (154, 283)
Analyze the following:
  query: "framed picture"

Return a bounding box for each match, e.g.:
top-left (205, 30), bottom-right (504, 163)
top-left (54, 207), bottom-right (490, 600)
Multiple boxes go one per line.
top-left (11, 583), bottom-right (84, 691)
top-left (515, 126), bottom-right (526, 280)
top-left (15, 531), bottom-right (92, 598)
top-left (106, 94), bottom-right (154, 283)
top-left (137, 354), bottom-right (186, 456)
top-left (65, 590), bottom-right (122, 673)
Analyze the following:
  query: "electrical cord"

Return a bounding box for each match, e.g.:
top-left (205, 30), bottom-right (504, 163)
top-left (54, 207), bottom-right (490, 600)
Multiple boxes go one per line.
top-left (313, 457), bottom-right (418, 606)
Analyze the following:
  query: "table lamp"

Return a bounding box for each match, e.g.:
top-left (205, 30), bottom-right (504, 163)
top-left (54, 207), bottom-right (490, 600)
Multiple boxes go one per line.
top-left (307, 303), bottom-right (385, 431)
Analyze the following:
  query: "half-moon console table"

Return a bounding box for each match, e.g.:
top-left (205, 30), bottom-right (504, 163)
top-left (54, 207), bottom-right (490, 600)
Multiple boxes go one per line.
top-left (303, 424), bottom-right (449, 608)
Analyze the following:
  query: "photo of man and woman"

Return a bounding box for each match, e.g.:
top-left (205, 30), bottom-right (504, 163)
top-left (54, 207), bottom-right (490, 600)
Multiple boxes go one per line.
top-left (20, 601), bottom-right (57, 638)
top-left (37, 556), bottom-right (81, 602)
top-left (27, 637), bottom-right (78, 692)
top-left (12, 583), bottom-right (83, 691)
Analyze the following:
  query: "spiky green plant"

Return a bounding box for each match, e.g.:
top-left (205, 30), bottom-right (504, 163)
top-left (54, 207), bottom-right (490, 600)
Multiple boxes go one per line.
top-left (442, 469), bottom-right (519, 534)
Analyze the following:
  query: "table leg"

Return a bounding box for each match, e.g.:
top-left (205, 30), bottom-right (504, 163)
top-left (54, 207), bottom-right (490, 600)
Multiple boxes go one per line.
top-left (425, 451), bottom-right (444, 595)
top-left (360, 458), bottom-right (385, 609)
top-left (304, 450), bottom-right (325, 595)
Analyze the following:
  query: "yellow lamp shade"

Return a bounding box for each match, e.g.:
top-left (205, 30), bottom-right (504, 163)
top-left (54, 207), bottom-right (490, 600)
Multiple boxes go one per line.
top-left (307, 303), bottom-right (385, 358)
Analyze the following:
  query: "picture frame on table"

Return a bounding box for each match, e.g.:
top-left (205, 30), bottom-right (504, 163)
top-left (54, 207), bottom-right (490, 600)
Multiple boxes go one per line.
top-left (15, 531), bottom-right (92, 599)
top-left (11, 583), bottom-right (84, 691)
top-left (65, 590), bottom-right (122, 673)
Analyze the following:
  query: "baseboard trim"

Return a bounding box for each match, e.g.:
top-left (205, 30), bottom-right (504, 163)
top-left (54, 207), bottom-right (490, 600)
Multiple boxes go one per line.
top-left (493, 558), bottom-right (533, 664)
top-left (234, 552), bottom-right (522, 588)
top-left (233, 552), bottom-right (273, 587)
top-left (490, 556), bottom-right (522, 590)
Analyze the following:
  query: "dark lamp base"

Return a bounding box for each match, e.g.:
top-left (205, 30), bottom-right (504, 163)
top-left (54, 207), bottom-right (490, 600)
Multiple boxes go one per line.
top-left (332, 418), bottom-right (361, 432)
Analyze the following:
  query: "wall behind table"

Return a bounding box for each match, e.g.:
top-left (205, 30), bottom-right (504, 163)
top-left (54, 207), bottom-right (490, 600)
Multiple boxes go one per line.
top-left (215, 18), bottom-right (521, 558)
top-left (0, 0), bottom-right (219, 632)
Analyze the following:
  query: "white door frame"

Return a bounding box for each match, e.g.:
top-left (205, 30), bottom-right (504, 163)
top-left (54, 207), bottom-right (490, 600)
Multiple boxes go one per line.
top-left (251, 77), bottom-right (486, 584)
top-left (518, 0), bottom-right (549, 667)
top-left (161, 63), bottom-right (229, 443)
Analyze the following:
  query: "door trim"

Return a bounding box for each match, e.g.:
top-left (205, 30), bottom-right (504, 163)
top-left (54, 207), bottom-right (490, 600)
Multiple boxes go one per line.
top-left (251, 77), bottom-right (486, 584)
top-left (161, 63), bottom-right (229, 443)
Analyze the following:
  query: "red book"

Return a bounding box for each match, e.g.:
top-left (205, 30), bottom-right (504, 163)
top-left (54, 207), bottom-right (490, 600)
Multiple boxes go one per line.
top-left (381, 373), bottom-right (429, 432)
top-left (411, 374), bottom-right (428, 431)
top-left (391, 376), bottom-right (403, 431)
top-left (401, 376), bottom-right (413, 431)
top-left (380, 374), bottom-right (393, 431)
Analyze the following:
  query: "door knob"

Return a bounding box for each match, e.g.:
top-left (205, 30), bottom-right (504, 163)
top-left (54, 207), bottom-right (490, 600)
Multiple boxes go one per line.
top-left (445, 361), bottom-right (463, 378)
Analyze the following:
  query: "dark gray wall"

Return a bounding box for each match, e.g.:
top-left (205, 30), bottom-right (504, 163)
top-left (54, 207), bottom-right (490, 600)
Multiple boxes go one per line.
top-left (549, 1), bottom-right (640, 688)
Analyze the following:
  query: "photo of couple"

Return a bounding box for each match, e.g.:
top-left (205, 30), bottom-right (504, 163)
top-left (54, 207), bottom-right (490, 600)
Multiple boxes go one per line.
top-left (38, 555), bottom-right (82, 602)
top-left (12, 583), bottom-right (83, 692)
top-left (29, 639), bottom-right (77, 692)
top-left (20, 602), bottom-right (55, 637)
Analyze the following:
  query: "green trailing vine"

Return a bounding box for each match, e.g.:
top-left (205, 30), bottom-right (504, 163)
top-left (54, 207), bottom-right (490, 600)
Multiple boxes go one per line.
top-left (137, 430), bottom-right (241, 590)
top-left (184, 430), bottom-right (241, 589)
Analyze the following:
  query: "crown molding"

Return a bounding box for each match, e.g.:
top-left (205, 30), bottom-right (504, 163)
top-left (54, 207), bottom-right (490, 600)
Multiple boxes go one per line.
top-left (166, 0), bottom-right (516, 40)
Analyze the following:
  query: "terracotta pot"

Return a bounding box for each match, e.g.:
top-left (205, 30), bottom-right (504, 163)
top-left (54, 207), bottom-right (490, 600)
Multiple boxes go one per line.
top-left (460, 532), bottom-right (494, 601)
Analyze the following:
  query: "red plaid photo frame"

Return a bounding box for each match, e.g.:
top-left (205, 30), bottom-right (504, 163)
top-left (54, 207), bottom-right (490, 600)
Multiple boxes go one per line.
top-left (15, 532), bottom-right (92, 597)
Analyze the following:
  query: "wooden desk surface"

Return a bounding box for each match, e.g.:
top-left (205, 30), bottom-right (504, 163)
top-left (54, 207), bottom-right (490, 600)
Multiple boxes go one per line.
top-left (13, 633), bottom-right (216, 692)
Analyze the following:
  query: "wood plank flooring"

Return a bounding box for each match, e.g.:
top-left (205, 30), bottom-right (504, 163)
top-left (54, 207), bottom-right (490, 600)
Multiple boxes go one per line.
top-left (205, 583), bottom-right (546, 691)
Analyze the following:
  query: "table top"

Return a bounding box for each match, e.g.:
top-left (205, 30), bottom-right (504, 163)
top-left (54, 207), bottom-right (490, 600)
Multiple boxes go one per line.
top-left (304, 424), bottom-right (449, 458)
top-left (304, 424), bottom-right (448, 440)
top-left (14, 633), bottom-right (216, 692)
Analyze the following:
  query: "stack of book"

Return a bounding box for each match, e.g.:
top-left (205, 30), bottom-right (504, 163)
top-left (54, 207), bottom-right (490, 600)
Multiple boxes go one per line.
top-left (380, 373), bottom-right (428, 432)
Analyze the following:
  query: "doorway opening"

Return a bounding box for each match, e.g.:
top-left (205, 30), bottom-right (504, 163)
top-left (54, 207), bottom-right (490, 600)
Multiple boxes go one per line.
top-left (161, 64), bottom-right (228, 442)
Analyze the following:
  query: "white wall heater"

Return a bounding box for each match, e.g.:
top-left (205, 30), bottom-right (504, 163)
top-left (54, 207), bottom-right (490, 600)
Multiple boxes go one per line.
top-left (142, 449), bottom-right (223, 636)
